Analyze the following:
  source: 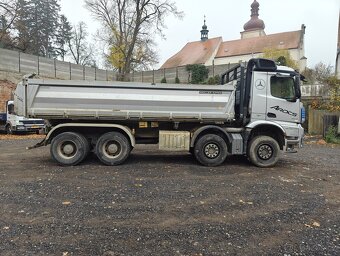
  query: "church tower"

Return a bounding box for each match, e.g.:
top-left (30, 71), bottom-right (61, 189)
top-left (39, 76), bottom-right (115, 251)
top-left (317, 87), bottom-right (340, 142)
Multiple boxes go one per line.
top-left (200, 17), bottom-right (209, 41)
top-left (241, 0), bottom-right (266, 39)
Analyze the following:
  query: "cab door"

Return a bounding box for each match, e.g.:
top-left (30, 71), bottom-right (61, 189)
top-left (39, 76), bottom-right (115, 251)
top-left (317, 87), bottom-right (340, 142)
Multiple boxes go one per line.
top-left (265, 73), bottom-right (300, 123)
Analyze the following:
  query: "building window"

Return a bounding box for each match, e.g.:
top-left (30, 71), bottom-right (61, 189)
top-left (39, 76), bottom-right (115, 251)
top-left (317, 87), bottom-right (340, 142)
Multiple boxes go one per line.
top-left (270, 76), bottom-right (295, 100)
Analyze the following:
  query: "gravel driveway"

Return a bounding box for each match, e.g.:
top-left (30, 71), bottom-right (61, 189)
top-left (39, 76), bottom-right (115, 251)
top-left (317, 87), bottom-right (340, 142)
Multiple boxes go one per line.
top-left (0, 137), bottom-right (339, 255)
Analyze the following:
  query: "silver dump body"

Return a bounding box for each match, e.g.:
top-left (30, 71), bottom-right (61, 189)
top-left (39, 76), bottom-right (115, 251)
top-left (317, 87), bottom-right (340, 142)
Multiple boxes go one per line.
top-left (14, 79), bottom-right (236, 122)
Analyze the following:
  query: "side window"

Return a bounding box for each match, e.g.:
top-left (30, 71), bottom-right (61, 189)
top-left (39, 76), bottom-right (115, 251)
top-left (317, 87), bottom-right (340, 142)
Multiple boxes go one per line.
top-left (270, 76), bottom-right (295, 100)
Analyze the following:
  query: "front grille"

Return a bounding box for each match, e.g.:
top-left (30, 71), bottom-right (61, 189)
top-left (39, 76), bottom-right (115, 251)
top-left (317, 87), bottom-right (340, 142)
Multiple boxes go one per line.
top-left (21, 120), bottom-right (45, 125)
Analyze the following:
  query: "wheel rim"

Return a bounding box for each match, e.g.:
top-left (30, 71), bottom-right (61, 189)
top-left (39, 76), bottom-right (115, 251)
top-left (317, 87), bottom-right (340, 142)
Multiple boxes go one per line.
top-left (57, 141), bottom-right (77, 159)
top-left (102, 140), bottom-right (121, 159)
top-left (204, 143), bottom-right (220, 159)
top-left (257, 144), bottom-right (273, 160)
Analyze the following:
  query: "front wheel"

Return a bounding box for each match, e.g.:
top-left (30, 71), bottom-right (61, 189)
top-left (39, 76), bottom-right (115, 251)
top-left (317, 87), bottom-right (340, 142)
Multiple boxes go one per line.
top-left (194, 134), bottom-right (228, 167)
top-left (248, 136), bottom-right (280, 168)
top-left (95, 132), bottom-right (131, 166)
top-left (5, 124), bottom-right (13, 135)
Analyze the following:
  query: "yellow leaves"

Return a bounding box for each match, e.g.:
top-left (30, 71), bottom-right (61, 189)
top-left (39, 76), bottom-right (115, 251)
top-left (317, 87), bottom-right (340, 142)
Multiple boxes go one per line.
top-left (316, 139), bottom-right (327, 145)
top-left (305, 221), bottom-right (321, 228)
top-left (312, 221), bottom-right (321, 227)
top-left (239, 199), bottom-right (254, 205)
top-left (62, 201), bottom-right (71, 205)
top-left (308, 75), bottom-right (339, 111)
top-left (262, 48), bottom-right (299, 70)
top-left (109, 44), bottom-right (126, 70)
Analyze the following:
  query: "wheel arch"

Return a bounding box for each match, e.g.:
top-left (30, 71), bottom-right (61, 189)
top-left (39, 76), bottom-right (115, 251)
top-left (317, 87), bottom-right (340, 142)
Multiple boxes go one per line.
top-left (5, 121), bottom-right (13, 134)
top-left (190, 125), bottom-right (232, 148)
top-left (246, 121), bottom-right (286, 150)
top-left (45, 123), bottom-right (136, 147)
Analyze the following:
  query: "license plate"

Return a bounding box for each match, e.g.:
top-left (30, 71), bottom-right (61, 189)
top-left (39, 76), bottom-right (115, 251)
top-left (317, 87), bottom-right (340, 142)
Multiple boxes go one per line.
top-left (31, 125), bottom-right (39, 129)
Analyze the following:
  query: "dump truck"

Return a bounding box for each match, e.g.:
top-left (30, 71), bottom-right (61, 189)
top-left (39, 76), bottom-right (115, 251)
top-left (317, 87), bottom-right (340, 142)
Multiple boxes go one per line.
top-left (14, 58), bottom-right (305, 167)
top-left (0, 100), bottom-right (45, 134)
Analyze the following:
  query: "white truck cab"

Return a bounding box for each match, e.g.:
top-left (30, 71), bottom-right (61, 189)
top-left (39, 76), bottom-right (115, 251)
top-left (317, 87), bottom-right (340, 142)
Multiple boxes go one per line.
top-left (248, 65), bottom-right (304, 153)
top-left (0, 101), bottom-right (45, 134)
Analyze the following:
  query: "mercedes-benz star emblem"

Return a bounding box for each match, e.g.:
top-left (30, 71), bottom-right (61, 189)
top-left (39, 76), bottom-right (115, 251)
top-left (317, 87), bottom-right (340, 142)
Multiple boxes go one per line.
top-left (255, 79), bottom-right (265, 90)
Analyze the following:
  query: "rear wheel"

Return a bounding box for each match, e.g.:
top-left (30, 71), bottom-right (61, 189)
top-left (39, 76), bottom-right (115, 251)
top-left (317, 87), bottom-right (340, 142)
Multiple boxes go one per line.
top-left (50, 132), bottom-right (90, 166)
top-left (194, 134), bottom-right (228, 167)
top-left (95, 132), bottom-right (131, 166)
top-left (248, 135), bottom-right (280, 168)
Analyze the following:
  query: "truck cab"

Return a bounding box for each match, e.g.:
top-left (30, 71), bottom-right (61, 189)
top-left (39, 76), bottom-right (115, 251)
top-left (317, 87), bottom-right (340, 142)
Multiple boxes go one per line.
top-left (0, 101), bottom-right (45, 134)
top-left (221, 59), bottom-right (305, 167)
top-left (249, 65), bottom-right (304, 152)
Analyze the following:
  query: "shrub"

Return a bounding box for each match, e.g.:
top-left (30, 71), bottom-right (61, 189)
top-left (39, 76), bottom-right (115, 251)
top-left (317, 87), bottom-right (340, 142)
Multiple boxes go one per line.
top-left (186, 64), bottom-right (209, 84)
top-left (207, 75), bottom-right (221, 85)
top-left (160, 77), bottom-right (167, 83)
top-left (325, 125), bottom-right (340, 144)
top-left (175, 77), bottom-right (180, 84)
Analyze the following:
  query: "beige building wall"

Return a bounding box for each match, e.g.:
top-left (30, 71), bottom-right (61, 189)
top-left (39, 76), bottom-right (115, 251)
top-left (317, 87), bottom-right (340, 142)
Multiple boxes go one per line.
top-left (289, 48), bottom-right (306, 71)
top-left (240, 29), bottom-right (266, 39)
top-left (214, 48), bottom-right (306, 71)
top-left (214, 53), bottom-right (262, 66)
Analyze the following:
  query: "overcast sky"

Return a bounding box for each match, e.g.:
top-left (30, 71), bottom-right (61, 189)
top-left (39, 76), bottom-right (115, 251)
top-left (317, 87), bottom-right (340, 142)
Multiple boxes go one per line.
top-left (60, 0), bottom-right (340, 70)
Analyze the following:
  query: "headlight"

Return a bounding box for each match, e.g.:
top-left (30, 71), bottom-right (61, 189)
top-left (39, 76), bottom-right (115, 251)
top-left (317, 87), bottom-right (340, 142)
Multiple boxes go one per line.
top-left (301, 106), bottom-right (306, 123)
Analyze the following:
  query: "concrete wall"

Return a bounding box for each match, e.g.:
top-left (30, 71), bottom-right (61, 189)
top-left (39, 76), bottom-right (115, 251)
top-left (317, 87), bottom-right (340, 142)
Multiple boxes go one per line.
top-left (301, 84), bottom-right (329, 98)
top-left (129, 63), bottom-right (238, 84)
top-left (0, 48), bottom-right (116, 81)
top-left (0, 48), bottom-right (243, 84)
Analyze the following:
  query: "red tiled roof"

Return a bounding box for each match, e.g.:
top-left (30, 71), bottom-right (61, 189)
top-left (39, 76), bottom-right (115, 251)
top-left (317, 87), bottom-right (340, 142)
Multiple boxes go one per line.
top-left (160, 37), bottom-right (222, 69)
top-left (216, 30), bottom-right (302, 58)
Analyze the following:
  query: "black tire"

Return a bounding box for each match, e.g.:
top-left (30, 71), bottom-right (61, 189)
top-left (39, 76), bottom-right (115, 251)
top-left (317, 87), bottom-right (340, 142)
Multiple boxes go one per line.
top-left (248, 135), bottom-right (280, 168)
top-left (78, 133), bottom-right (91, 161)
top-left (5, 124), bottom-right (13, 135)
top-left (95, 132), bottom-right (131, 166)
top-left (194, 134), bottom-right (228, 167)
top-left (50, 132), bottom-right (89, 166)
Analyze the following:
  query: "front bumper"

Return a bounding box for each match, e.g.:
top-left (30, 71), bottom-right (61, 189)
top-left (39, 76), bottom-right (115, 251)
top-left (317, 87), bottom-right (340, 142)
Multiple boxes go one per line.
top-left (284, 125), bottom-right (304, 152)
top-left (14, 125), bottom-right (45, 132)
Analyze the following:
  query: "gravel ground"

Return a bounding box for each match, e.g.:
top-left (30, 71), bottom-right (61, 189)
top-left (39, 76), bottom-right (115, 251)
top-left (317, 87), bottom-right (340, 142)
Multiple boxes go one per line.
top-left (0, 136), bottom-right (339, 256)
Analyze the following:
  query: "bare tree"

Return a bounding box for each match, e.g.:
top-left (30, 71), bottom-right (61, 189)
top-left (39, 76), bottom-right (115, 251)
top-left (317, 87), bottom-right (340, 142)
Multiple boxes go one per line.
top-left (85, 0), bottom-right (182, 80)
top-left (67, 21), bottom-right (94, 66)
top-left (0, 0), bottom-right (18, 47)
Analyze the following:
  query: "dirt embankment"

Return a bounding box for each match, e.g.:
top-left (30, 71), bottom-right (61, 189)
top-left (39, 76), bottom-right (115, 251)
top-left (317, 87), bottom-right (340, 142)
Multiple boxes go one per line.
top-left (0, 80), bottom-right (16, 112)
